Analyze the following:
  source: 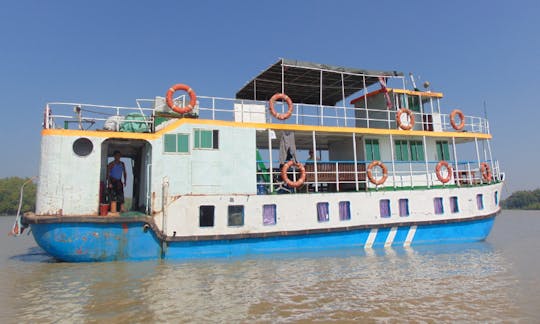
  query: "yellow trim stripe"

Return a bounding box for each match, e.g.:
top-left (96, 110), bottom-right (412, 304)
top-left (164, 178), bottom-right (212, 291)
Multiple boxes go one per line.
top-left (41, 118), bottom-right (492, 140)
top-left (389, 88), bottom-right (444, 98)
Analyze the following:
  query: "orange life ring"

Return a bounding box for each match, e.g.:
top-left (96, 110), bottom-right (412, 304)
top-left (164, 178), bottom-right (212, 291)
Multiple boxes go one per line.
top-left (435, 160), bottom-right (453, 183)
top-left (367, 160), bottom-right (388, 185)
top-left (480, 162), bottom-right (492, 182)
top-left (396, 108), bottom-right (415, 130)
top-left (450, 109), bottom-right (465, 130)
top-left (269, 93), bottom-right (293, 120)
top-left (281, 160), bottom-right (306, 188)
top-left (166, 84), bottom-right (197, 114)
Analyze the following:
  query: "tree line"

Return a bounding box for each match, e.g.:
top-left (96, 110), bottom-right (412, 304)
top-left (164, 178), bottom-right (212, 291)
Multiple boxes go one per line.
top-left (0, 177), bottom-right (37, 215)
top-left (501, 189), bottom-right (540, 210)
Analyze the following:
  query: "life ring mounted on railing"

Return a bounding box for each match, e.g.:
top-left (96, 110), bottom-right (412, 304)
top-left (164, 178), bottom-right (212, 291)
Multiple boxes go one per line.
top-left (367, 160), bottom-right (388, 185)
top-left (166, 84), bottom-right (197, 114)
top-left (435, 160), bottom-right (453, 184)
top-left (450, 109), bottom-right (465, 130)
top-left (281, 160), bottom-right (306, 188)
top-left (396, 108), bottom-right (415, 130)
top-left (269, 93), bottom-right (294, 120)
top-left (480, 162), bottom-right (492, 182)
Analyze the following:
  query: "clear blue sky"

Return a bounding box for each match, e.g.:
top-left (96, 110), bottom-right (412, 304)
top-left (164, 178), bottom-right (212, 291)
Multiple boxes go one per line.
top-left (1, 0), bottom-right (538, 195)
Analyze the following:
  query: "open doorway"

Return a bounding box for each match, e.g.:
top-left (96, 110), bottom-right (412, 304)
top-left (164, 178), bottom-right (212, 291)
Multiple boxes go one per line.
top-left (100, 138), bottom-right (152, 214)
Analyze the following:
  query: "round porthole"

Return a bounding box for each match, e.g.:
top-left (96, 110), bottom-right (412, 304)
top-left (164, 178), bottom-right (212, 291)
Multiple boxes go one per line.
top-left (73, 138), bottom-right (93, 157)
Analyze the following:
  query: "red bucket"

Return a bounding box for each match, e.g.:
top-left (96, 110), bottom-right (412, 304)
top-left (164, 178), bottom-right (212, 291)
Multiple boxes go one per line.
top-left (99, 203), bottom-right (109, 216)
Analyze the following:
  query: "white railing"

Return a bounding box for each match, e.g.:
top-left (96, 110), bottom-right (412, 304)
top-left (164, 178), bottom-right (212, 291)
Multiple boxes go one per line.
top-left (255, 160), bottom-right (501, 193)
top-left (43, 95), bottom-right (490, 134)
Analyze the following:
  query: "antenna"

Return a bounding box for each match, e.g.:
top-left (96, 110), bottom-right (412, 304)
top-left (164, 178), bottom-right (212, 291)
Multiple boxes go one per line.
top-left (483, 100), bottom-right (488, 120)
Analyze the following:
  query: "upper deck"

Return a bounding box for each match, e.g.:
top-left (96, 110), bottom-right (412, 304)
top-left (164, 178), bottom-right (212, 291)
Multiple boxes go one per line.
top-left (42, 58), bottom-right (490, 138)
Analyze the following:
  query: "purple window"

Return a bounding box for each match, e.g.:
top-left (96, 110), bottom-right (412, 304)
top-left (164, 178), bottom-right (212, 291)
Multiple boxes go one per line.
top-left (476, 194), bottom-right (484, 210)
top-left (379, 199), bottom-right (391, 218)
top-left (450, 196), bottom-right (459, 213)
top-left (317, 202), bottom-right (329, 222)
top-left (339, 201), bottom-right (351, 221)
top-left (263, 204), bottom-right (276, 225)
top-left (399, 199), bottom-right (409, 217)
top-left (434, 197), bottom-right (444, 215)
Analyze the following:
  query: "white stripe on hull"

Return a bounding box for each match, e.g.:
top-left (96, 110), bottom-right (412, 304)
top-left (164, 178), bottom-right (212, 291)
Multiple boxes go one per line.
top-left (385, 226), bottom-right (398, 247)
top-left (404, 225), bottom-right (417, 247)
top-left (365, 228), bottom-right (378, 248)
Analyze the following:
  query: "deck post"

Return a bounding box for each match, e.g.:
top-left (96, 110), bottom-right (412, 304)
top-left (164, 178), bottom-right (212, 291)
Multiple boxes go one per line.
top-left (268, 129), bottom-right (274, 193)
top-left (452, 137), bottom-right (459, 186)
top-left (363, 75), bottom-right (369, 128)
top-left (487, 139), bottom-right (495, 180)
top-left (320, 70), bottom-right (324, 126)
top-left (352, 133), bottom-right (359, 191)
top-left (335, 162), bottom-right (340, 192)
top-left (423, 135), bottom-right (430, 188)
top-left (474, 137), bottom-right (481, 181)
top-left (341, 73), bottom-right (347, 127)
top-left (389, 134), bottom-right (397, 188)
top-left (312, 130), bottom-right (318, 192)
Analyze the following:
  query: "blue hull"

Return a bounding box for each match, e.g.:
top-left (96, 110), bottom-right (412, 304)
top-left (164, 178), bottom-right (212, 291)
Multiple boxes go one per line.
top-left (30, 216), bottom-right (496, 262)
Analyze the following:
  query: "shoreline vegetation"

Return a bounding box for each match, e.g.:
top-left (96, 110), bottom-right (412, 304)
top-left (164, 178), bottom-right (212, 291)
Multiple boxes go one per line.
top-left (501, 189), bottom-right (540, 210)
top-left (0, 177), bottom-right (36, 216)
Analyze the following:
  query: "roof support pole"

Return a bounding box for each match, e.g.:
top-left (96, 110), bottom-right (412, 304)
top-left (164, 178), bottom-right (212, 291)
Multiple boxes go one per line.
top-left (475, 137), bottom-right (481, 182)
top-left (352, 133), bottom-right (359, 191)
top-left (312, 130), bottom-right (318, 192)
top-left (320, 70), bottom-right (323, 126)
top-left (341, 73), bottom-right (347, 127)
top-left (362, 75), bottom-right (369, 128)
top-left (389, 134), bottom-right (396, 188)
top-left (268, 129), bottom-right (274, 193)
top-left (452, 137), bottom-right (459, 186)
top-left (487, 139), bottom-right (495, 180)
top-left (423, 135), bottom-right (430, 188)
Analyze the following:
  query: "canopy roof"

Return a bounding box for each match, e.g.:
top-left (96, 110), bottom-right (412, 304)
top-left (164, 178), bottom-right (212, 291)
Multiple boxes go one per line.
top-left (236, 58), bottom-right (403, 106)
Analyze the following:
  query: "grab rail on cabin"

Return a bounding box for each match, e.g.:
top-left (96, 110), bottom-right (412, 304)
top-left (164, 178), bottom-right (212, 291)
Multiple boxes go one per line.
top-left (43, 95), bottom-right (490, 135)
top-left (255, 159), bottom-right (502, 193)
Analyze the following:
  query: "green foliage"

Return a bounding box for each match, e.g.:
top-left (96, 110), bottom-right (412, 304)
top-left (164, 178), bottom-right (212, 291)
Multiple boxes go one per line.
top-left (0, 177), bottom-right (37, 215)
top-left (501, 189), bottom-right (540, 210)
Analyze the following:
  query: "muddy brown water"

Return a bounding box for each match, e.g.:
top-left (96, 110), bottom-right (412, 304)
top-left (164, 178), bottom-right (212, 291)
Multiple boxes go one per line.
top-left (0, 210), bottom-right (539, 323)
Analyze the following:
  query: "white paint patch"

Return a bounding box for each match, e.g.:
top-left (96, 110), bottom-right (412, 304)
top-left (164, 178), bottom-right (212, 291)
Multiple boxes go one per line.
top-left (404, 225), bottom-right (417, 247)
top-left (365, 228), bottom-right (378, 248)
top-left (385, 227), bottom-right (398, 247)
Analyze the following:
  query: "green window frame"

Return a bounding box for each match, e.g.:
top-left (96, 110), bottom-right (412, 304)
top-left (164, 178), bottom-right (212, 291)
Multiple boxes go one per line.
top-left (365, 139), bottom-right (381, 161)
top-left (436, 141), bottom-right (451, 161)
top-left (409, 140), bottom-right (424, 161)
top-left (194, 129), bottom-right (219, 149)
top-left (394, 140), bottom-right (409, 161)
top-left (164, 133), bottom-right (189, 153)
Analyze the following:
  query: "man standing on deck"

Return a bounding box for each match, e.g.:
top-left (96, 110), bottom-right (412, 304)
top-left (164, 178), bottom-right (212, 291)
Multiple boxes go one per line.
top-left (107, 150), bottom-right (127, 212)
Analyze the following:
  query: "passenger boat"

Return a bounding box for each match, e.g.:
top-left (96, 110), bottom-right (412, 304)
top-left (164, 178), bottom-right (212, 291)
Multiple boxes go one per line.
top-left (17, 59), bottom-right (504, 261)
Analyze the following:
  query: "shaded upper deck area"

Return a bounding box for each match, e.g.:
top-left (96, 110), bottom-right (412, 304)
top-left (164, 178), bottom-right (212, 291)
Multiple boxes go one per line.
top-left (236, 58), bottom-right (403, 106)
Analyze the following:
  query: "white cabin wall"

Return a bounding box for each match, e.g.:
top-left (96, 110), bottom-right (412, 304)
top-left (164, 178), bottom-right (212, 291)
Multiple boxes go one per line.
top-left (36, 135), bottom-right (102, 216)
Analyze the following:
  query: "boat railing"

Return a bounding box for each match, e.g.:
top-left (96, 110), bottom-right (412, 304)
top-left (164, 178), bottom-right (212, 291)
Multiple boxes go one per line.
top-left (256, 159), bottom-right (501, 193)
top-left (44, 95), bottom-right (490, 134)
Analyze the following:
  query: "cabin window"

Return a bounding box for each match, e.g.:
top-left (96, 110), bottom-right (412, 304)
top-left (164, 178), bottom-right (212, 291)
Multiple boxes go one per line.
top-left (339, 201), bottom-right (351, 221)
top-left (194, 129), bottom-right (219, 149)
top-left (476, 194), bottom-right (484, 210)
top-left (317, 202), bottom-right (329, 222)
top-left (379, 199), bottom-right (391, 218)
top-left (394, 140), bottom-right (409, 161)
top-left (228, 205), bottom-right (244, 226)
top-left (494, 191), bottom-right (499, 206)
top-left (199, 205), bottom-right (215, 227)
top-left (365, 139), bottom-right (381, 161)
top-left (450, 196), bottom-right (459, 213)
top-left (73, 138), bottom-right (93, 157)
top-left (436, 141), bottom-right (451, 161)
top-left (262, 204), bottom-right (276, 226)
top-left (434, 197), bottom-right (444, 215)
top-left (409, 141), bottom-right (424, 161)
top-left (164, 133), bottom-right (189, 153)
top-left (399, 199), bottom-right (410, 217)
